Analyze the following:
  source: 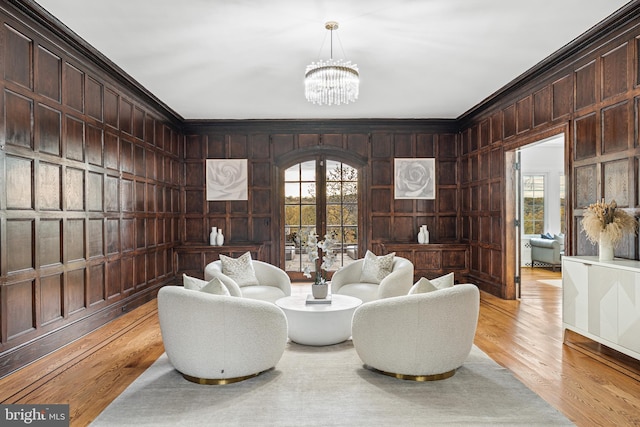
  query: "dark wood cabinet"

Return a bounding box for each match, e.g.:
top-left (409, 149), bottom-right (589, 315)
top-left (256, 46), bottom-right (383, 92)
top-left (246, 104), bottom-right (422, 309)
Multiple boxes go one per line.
top-left (174, 244), bottom-right (266, 283)
top-left (379, 243), bottom-right (469, 283)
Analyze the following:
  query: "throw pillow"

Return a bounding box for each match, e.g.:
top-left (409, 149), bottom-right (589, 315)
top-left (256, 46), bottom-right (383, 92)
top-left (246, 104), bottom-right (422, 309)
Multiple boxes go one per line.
top-left (183, 274), bottom-right (208, 291)
top-left (360, 250), bottom-right (395, 284)
top-left (429, 272), bottom-right (455, 290)
top-left (200, 277), bottom-right (231, 296)
top-left (182, 274), bottom-right (232, 296)
top-left (408, 277), bottom-right (438, 294)
top-left (219, 251), bottom-right (259, 287)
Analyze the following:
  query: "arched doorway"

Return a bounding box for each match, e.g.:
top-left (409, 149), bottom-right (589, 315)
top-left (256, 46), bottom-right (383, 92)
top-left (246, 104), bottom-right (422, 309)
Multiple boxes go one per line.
top-left (279, 153), bottom-right (364, 281)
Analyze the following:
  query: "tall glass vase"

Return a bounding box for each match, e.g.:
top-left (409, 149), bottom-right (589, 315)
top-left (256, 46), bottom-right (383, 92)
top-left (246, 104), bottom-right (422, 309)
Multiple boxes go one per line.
top-left (598, 234), bottom-right (614, 261)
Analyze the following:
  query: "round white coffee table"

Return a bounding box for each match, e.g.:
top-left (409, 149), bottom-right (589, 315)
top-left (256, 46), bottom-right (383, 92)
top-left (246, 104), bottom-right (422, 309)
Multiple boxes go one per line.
top-left (275, 294), bottom-right (362, 346)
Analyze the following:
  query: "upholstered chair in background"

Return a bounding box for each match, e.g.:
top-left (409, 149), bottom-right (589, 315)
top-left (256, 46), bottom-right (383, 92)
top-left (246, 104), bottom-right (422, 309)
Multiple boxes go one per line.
top-left (331, 255), bottom-right (414, 303)
top-left (204, 259), bottom-right (291, 303)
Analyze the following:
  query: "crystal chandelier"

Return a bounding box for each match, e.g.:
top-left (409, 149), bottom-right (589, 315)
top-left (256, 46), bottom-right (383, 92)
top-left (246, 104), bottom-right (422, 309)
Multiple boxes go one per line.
top-left (305, 21), bottom-right (359, 106)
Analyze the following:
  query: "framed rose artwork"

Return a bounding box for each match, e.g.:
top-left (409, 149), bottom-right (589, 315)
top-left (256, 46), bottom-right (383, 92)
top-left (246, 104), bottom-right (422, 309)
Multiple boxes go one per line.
top-left (394, 158), bottom-right (435, 199)
top-left (206, 159), bottom-right (248, 201)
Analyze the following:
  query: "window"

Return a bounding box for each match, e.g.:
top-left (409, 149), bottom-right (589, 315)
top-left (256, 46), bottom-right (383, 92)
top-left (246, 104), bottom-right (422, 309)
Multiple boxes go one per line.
top-left (522, 175), bottom-right (544, 235)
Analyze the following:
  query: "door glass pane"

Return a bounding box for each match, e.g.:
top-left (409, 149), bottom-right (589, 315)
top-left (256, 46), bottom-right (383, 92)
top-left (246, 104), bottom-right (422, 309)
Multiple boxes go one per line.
top-left (285, 161), bottom-right (317, 274)
top-left (326, 160), bottom-right (358, 269)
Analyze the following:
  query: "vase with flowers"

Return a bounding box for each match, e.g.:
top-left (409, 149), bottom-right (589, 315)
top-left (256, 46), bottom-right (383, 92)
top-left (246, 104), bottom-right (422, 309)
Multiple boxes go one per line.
top-left (302, 231), bottom-right (337, 299)
top-left (581, 199), bottom-right (637, 261)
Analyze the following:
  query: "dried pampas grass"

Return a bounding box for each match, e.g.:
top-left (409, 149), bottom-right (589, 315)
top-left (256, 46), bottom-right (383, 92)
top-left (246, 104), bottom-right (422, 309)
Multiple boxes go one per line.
top-left (581, 199), bottom-right (637, 246)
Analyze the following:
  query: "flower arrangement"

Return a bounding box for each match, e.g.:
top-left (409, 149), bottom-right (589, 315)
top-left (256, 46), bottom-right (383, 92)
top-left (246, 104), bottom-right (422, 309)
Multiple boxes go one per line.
top-left (302, 232), bottom-right (337, 285)
top-left (581, 199), bottom-right (637, 246)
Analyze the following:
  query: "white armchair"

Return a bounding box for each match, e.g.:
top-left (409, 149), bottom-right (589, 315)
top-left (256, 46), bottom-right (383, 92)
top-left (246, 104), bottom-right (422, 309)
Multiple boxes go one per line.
top-left (331, 256), bottom-right (414, 303)
top-left (351, 284), bottom-right (480, 381)
top-left (204, 260), bottom-right (291, 303)
top-left (157, 286), bottom-right (288, 384)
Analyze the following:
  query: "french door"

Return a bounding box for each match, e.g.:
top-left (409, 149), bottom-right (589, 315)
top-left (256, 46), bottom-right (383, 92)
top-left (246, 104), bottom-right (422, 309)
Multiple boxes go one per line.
top-left (283, 157), bottom-right (359, 280)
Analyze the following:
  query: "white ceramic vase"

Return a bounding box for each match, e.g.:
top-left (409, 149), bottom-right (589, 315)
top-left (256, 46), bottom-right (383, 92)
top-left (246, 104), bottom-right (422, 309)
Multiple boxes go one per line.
top-left (598, 234), bottom-right (614, 261)
top-left (216, 229), bottom-right (225, 246)
top-left (418, 225), bottom-right (429, 244)
top-left (209, 227), bottom-right (217, 246)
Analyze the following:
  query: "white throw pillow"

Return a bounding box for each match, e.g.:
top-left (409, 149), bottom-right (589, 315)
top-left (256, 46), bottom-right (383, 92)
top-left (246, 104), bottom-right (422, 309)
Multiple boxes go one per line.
top-left (408, 273), bottom-right (455, 295)
top-left (429, 272), bottom-right (455, 290)
top-left (183, 274), bottom-right (231, 296)
top-left (199, 277), bottom-right (231, 296)
top-left (219, 251), bottom-right (259, 287)
top-left (360, 250), bottom-right (395, 284)
top-left (408, 277), bottom-right (438, 294)
top-left (183, 274), bottom-right (208, 291)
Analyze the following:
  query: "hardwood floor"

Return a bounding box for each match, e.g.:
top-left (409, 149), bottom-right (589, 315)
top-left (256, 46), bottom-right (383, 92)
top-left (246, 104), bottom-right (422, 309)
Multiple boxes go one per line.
top-left (1, 268), bottom-right (640, 426)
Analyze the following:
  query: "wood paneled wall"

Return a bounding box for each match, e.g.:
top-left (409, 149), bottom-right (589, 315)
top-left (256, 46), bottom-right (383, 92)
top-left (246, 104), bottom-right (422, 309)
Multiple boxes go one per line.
top-left (2, 0), bottom-right (638, 375)
top-left (0, 2), bottom-right (182, 376)
top-left (182, 121), bottom-right (459, 268)
top-left (458, 5), bottom-right (640, 298)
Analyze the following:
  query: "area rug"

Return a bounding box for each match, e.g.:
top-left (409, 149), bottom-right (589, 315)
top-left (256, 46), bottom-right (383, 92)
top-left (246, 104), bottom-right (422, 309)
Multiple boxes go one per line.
top-left (91, 342), bottom-right (573, 426)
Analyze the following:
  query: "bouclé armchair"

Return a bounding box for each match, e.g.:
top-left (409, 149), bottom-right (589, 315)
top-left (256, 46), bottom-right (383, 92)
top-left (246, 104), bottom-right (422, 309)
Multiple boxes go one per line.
top-left (158, 286), bottom-right (288, 384)
top-left (331, 256), bottom-right (414, 303)
top-left (204, 260), bottom-right (291, 303)
top-left (352, 283), bottom-right (480, 381)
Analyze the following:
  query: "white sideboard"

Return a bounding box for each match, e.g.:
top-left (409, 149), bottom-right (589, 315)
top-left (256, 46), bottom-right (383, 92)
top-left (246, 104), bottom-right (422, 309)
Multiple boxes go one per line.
top-left (563, 256), bottom-right (640, 361)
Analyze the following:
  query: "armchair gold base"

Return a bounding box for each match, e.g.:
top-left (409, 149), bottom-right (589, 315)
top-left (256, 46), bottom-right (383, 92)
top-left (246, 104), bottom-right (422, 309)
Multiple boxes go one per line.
top-left (181, 367), bottom-right (272, 385)
top-left (365, 365), bottom-right (456, 381)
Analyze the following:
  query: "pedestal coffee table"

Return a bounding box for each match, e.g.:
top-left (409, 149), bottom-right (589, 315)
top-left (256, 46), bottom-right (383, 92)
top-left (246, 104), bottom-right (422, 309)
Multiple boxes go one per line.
top-left (275, 294), bottom-right (362, 346)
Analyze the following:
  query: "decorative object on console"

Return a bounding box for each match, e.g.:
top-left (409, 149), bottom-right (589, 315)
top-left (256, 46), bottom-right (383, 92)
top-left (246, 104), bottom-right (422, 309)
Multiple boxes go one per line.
top-left (216, 229), bottom-right (225, 246)
top-left (417, 225), bottom-right (429, 244)
top-left (303, 232), bottom-right (337, 299)
top-left (394, 158), bottom-right (435, 199)
top-left (304, 21), bottom-right (359, 106)
top-left (581, 199), bottom-right (637, 261)
top-left (209, 227), bottom-right (217, 246)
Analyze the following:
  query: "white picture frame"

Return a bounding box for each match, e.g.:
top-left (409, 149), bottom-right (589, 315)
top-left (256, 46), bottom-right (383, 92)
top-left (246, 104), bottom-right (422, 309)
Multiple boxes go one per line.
top-left (206, 159), bottom-right (248, 201)
top-left (394, 158), bottom-right (435, 199)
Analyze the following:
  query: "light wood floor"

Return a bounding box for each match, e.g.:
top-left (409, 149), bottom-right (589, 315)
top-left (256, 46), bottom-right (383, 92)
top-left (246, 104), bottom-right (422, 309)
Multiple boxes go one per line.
top-left (1, 268), bottom-right (640, 426)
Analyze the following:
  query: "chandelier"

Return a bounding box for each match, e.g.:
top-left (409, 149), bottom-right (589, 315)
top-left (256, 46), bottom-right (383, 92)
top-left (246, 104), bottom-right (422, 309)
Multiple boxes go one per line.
top-left (305, 21), bottom-right (359, 106)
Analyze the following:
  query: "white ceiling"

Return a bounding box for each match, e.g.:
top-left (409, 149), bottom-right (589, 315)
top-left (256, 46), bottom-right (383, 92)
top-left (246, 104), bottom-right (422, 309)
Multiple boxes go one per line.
top-left (34, 0), bottom-right (631, 120)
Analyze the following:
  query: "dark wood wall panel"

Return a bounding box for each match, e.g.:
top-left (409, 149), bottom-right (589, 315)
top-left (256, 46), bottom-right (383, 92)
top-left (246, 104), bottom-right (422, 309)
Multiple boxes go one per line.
top-left (182, 124), bottom-right (459, 270)
top-left (1, 0), bottom-right (636, 374)
top-left (0, 4), bottom-right (182, 376)
top-left (459, 6), bottom-right (640, 298)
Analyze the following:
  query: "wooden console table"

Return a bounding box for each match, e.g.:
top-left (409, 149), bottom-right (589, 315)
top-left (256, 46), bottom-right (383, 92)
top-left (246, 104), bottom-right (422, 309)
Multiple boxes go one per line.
top-left (174, 243), bottom-right (265, 283)
top-left (378, 243), bottom-right (469, 283)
